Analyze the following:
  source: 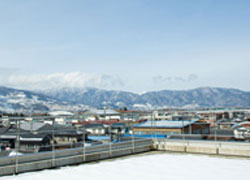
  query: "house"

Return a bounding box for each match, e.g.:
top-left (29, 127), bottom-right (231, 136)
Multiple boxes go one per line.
top-left (216, 119), bottom-right (235, 129)
top-left (207, 128), bottom-right (234, 141)
top-left (0, 125), bottom-right (15, 149)
top-left (0, 125), bottom-right (51, 153)
top-left (52, 125), bottom-right (87, 149)
top-left (91, 109), bottom-right (121, 121)
top-left (110, 123), bottom-right (128, 141)
top-left (133, 120), bottom-right (210, 136)
top-left (48, 111), bottom-right (74, 125)
top-left (18, 133), bottom-right (51, 153)
top-left (83, 123), bottom-right (106, 135)
top-left (111, 123), bottom-right (128, 135)
top-left (232, 121), bottom-right (250, 130)
top-left (233, 127), bottom-right (250, 140)
top-left (0, 121), bottom-right (88, 153)
top-left (232, 122), bottom-right (250, 141)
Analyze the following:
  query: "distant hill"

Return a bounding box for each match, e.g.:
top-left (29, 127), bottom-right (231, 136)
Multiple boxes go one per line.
top-left (42, 87), bottom-right (139, 109)
top-left (0, 86), bottom-right (88, 113)
top-left (43, 87), bottom-right (250, 109)
top-left (1, 86), bottom-right (250, 113)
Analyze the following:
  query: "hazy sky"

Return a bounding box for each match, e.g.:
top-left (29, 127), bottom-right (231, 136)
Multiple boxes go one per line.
top-left (0, 0), bottom-right (250, 93)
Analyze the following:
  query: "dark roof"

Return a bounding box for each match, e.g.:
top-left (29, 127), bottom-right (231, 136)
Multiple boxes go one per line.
top-left (0, 123), bottom-right (88, 140)
top-left (19, 133), bottom-right (50, 142)
top-left (216, 118), bottom-right (231, 123)
top-left (168, 134), bottom-right (207, 140)
top-left (0, 126), bottom-right (11, 134)
top-left (112, 123), bottom-right (126, 128)
top-left (84, 123), bottom-right (105, 129)
top-left (210, 129), bottom-right (234, 136)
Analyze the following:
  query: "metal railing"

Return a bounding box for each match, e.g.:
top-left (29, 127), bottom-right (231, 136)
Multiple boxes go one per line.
top-left (0, 138), bottom-right (153, 176)
top-left (0, 113), bottom-right (249, 176)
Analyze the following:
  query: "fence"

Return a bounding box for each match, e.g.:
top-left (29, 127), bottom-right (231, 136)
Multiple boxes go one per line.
top-left (0, 114), bottom-right (249, 177)
top-left (154, 138), bottom-right (250, 157)
top-left (0, 138), bottom-right (153, 176)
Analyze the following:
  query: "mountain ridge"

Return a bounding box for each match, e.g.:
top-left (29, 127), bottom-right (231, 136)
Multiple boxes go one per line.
top-left (0, 86), bottom-right (250, 113)
top-left (0, 86), bottom-right (88, 113)
top-left (42, 86), bottom-right (250, 109)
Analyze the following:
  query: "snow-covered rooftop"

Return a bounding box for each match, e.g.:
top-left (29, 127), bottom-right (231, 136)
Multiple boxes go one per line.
top-left (91, 109), bottom-right (119, 115)
top-left (135, 120), bottom-right (197, 128)
top-left (49, 111), bottom-right (74, 116)
top-left (20, 121), bottom-right (46, 131)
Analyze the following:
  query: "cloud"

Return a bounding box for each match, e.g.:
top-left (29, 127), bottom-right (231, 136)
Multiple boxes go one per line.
top-left (152, 74), bottom-right (198, 84)
top-left (187, 74), bottom-right (198, 81)
top-left (0, 67), bottom-right (19, 77)
top-left (0, 71), bottom-right (125, 90)
top-left (152, 76), bottom-right (172, 83)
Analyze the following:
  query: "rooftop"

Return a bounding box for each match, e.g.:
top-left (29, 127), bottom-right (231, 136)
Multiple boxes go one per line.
top-left (92, 109), bottom-right (119, 115)
top-left (134, 120), bottom-right (197, 129)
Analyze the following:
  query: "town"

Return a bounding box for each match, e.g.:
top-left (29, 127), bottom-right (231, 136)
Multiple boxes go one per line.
top-left (0, 107), bottom-right (250, 156)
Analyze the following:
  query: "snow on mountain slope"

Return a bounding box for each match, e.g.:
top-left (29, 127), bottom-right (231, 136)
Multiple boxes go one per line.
top-left (0, 86), bottom-right (88, 113)
top-left (1, 86), bottom-right (250, 113)
top-left (43, 87), bottom-right (250, 109)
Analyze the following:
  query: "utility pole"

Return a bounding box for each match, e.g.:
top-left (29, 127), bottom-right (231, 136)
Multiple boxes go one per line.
top-left (52, 118), bottom-right (55, 167)
top-left (132, 114), bottom-right (135, 153)
top-left (82, 126), bottom-right (86, 162)
top-left (15, 118), bottom-right (20, 174)
top-left (182, 119), bottom-right (185, 140)
top-left (109, 114), bottom-right (112, 157)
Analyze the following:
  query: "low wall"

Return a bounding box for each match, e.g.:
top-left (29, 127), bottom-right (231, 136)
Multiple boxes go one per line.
top-left (154, 139), bottom-right (250, 157)
top-left (0, 139), bottom-right (153, 177)
top-left (1, 138), bottom-right (249, 177)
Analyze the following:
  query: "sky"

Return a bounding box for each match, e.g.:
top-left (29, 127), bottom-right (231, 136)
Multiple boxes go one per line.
top-left (0, 0), bottom-right (250, 93)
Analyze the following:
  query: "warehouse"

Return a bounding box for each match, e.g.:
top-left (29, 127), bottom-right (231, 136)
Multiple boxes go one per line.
top-left (133, 120), bottom-right (210, 136)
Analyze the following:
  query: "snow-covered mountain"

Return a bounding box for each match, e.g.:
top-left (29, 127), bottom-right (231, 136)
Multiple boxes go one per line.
top-left (140, 87), bottom-right (250, 108)
top-left (1, 86), bottom-right (250, 113)
top-left (42, 87), bottom-right (139, 109)
top-left (0, 86), bottom-right (88, 113)
top-left (43, 87), bottom-right (250, 109)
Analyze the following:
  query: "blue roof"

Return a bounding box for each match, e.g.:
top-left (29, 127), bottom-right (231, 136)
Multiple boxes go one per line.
top-left (88, 136), bottom-right (110, 140)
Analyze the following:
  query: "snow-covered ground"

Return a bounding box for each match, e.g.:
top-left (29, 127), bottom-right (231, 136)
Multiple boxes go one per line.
top-left (1, 152), bottom-right (250, 180)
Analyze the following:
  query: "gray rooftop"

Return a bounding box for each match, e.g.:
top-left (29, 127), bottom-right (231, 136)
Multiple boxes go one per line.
top-left (92, 109), bottom-right (119, 115)
top-left (20, 122), bottom-right (47, 131)
top-left (134, 120), bottom-right (197, 128)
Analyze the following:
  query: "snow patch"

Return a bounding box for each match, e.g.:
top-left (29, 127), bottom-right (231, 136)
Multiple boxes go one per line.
top-left (2, 153), bottom-right (250, 180)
